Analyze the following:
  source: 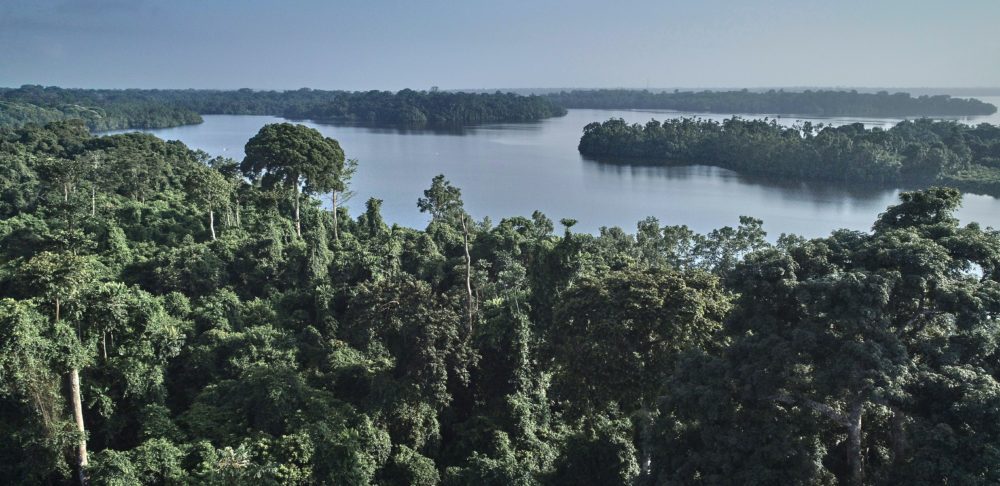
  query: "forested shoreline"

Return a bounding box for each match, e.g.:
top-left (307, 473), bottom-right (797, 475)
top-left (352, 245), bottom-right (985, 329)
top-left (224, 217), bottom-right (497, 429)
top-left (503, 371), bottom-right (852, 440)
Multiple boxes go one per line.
top-left (579, 117), bottom-right (1000, 195)
top-left (2, 120), bottom-right (1000, 484)
top-left (0, 98), bottom-right (203, 132)
top-left (548, 89), bottom-right (998, 116)
top-left (3, 85), bottom-right (998, 134)
top-left (0, 86), bottom-right (567, 131)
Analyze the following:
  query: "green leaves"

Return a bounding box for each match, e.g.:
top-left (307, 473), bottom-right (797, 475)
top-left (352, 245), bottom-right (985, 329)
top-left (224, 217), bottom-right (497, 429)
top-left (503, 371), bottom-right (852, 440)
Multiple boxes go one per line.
top-left (6, 115), bottom-right (1000, 484)
top-left (550, 268), bottom-right (730, 415)
top-left (241, 123), bottom-right (345, 194)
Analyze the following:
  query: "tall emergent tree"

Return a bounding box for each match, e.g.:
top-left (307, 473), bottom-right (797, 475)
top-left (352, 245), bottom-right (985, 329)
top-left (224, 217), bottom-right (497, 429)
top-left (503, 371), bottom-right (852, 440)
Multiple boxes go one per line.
top-left (330, 158), bottom-right (357, 242)
top-left (20, 249), bottom-right (101, 485)
top-left (418, 175), bottom-right (475, 331)
top-left (240, 123), bottom-right (346, 238)
top-left (188, 164), bottom-right (234, 241)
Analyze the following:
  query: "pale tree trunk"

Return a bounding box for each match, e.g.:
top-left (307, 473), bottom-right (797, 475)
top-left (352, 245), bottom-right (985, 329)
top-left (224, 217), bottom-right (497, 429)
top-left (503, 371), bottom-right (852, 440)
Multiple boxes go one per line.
top-left (64, 183), bottom-right (69, 203)
top-left (638, 404), bottom-right (654, 477)
top-left (462, 216), bottom-right (473, 333)
top-left (70, 367), bottom-right (88, 484)
top-left (57, 297), bottom-right (88, 484)
top-left (91, 187), bottom-right (96, 217)
top-left (209, 208), bottom-right (216, 241)
top-left (294, 186), bottom-right (301, 238)
top-left (331, 191), bottom-right (339, 242)
top-left (847, 401), bottom-right (864, 486)
top-left (235, 198), bottom-right (241, 227)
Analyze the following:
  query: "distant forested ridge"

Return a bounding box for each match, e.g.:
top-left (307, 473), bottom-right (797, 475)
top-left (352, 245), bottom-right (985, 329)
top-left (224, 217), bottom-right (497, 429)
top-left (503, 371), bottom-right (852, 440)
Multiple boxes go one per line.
top-left (549, 89), bottom-right (998, 117)
top-left (0, 85), bottom-right (567, 130)
top-left (579, 117), bottom-right (1000, 194)
top-left (3, 120), bottom-right (1000, 484)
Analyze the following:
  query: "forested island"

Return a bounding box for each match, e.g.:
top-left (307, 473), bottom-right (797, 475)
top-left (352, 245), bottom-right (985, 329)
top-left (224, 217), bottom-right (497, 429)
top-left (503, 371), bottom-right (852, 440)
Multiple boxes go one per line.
top-left (548, 89), bottom-right (998, 117)
top-left (2, 120), bottom-right (1000, 484)
top-left (0, 86), bottom-right (567, 131)
top-left (579, 117), bottom-right (1000, 195)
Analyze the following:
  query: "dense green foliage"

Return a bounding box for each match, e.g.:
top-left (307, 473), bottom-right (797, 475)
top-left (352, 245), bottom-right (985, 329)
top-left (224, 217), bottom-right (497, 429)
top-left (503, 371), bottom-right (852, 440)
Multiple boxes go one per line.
top-left (0, 87), bottom-right (204, 131)
top-left (281, 90), bottom-right (568, 126)
top-left (0, 86), bottom-right (566, 131)
top-left (548, 89), bottom-right (998, 117)
top-left (2, 121), bottom-right (999, 484)
top-left (579, 117), bottom-right (1000, 194)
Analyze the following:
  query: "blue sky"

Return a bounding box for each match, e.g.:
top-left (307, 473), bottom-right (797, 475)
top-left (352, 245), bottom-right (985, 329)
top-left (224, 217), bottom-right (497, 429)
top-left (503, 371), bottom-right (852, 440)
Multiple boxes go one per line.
top-left (1, 0), bottom-right (998, 90)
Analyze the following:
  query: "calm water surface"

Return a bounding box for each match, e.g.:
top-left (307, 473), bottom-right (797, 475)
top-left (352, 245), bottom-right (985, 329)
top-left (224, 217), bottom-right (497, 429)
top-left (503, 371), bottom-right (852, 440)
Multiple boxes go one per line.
top-left (109, 98), bottom-right (1000, 238)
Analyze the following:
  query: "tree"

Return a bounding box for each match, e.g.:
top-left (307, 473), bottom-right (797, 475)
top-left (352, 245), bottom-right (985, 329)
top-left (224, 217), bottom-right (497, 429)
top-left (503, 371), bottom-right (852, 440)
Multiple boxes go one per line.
top-left (78, 151), bottom-right (105, 218)
top-left (37, 156), bottom-right (88, 204)
top-left (20, 250), bottom-right (102, 485)
top-left (550, 267), bottom-right (731, 476)
top-left (240, 123), bottom-right (345, 238)
top-left (188, 164), bottom-right (234, 241)
top-left (417, 174), bottom-right (464, 222)
top-left (325, 158), bottom-right (356, 242)
top-left (418, 175), bottom-right (476, 332)
top-left (655, 188), bottom-right (1000, 484)
top-left (550, 268), bottom-right (730, 414)
top-left (0, 299), bottom-right (76, 483)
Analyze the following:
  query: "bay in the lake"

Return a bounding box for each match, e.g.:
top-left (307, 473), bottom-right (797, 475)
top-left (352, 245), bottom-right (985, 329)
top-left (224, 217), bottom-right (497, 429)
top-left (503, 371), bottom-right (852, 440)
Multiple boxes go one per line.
top-left (106, 99), bottom-right (1000, 238)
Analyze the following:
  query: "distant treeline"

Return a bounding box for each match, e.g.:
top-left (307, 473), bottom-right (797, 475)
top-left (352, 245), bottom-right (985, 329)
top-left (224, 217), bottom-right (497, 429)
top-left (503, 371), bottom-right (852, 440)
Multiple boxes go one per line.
top-left (548, 89), bottom-right (998, 117)
top-left (0, 88), bottom-right (203, 131)
top-left (578, 117), bottom-right (1000, 194)
top-left (282, 90), bottom-right (567, 125)
top-left (0, 86), bottom-right (567, 130)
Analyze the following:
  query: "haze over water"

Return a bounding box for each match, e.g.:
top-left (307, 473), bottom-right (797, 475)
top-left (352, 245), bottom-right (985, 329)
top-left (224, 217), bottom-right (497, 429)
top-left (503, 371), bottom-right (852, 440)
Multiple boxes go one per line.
top-left (110, 100), bottom-right (1000, 238)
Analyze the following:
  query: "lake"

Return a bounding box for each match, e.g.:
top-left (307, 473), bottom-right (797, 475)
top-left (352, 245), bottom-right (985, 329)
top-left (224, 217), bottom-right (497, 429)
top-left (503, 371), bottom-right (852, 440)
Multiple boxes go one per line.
top-left (107, 98), bottom-right (1000, 238)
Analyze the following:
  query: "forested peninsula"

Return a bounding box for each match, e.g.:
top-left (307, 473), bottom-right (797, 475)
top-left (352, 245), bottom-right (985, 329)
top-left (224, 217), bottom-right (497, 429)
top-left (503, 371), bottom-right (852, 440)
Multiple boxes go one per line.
top-left (548, 88), bottom-right (998, 117)
top-left (3, 120), bottom-right (1000, 484)
top-left (579, 117), bottom-right (1000, 195)
top-left (0, 86), bottom-right (567, 131)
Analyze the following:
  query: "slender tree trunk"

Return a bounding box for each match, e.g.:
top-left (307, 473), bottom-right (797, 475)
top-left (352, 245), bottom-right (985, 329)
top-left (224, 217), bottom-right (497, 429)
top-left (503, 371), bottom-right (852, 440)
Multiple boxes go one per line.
top-left (890, 406), bottom-right (906, 466)
top-left (209, 209), bottom-right (216, 241)
top-left (101, 332), bottom-right (107, 361)
top-left (462, 215), bottom-right (473, 332)
top-left (294, 186), bottom-right (301, 238)
top-left (91, 187), bottom-right (96, 217)
top-left (64, 183), bottom-right (69, 203)
top-left (332, 191), bottom-right (339, 242)
top-left (638, 404), bottom-right (654, 477)
top-left (70, 367), bottom-right (88, 485)
top-left (846, 401), bottom-right (864, 486)
top-left (236, 198), bottom-right (241, 227)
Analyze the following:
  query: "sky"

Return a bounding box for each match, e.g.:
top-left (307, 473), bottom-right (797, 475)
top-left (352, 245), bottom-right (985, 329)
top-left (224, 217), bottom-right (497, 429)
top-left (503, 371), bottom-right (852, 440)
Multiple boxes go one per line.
top-left (1, 0), bottom-right (999, 91)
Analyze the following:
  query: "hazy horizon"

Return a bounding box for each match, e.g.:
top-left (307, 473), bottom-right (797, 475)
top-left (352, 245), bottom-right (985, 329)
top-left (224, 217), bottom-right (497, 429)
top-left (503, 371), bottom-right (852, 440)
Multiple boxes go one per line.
top-left (3, 0), bottom-right (999, 91)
